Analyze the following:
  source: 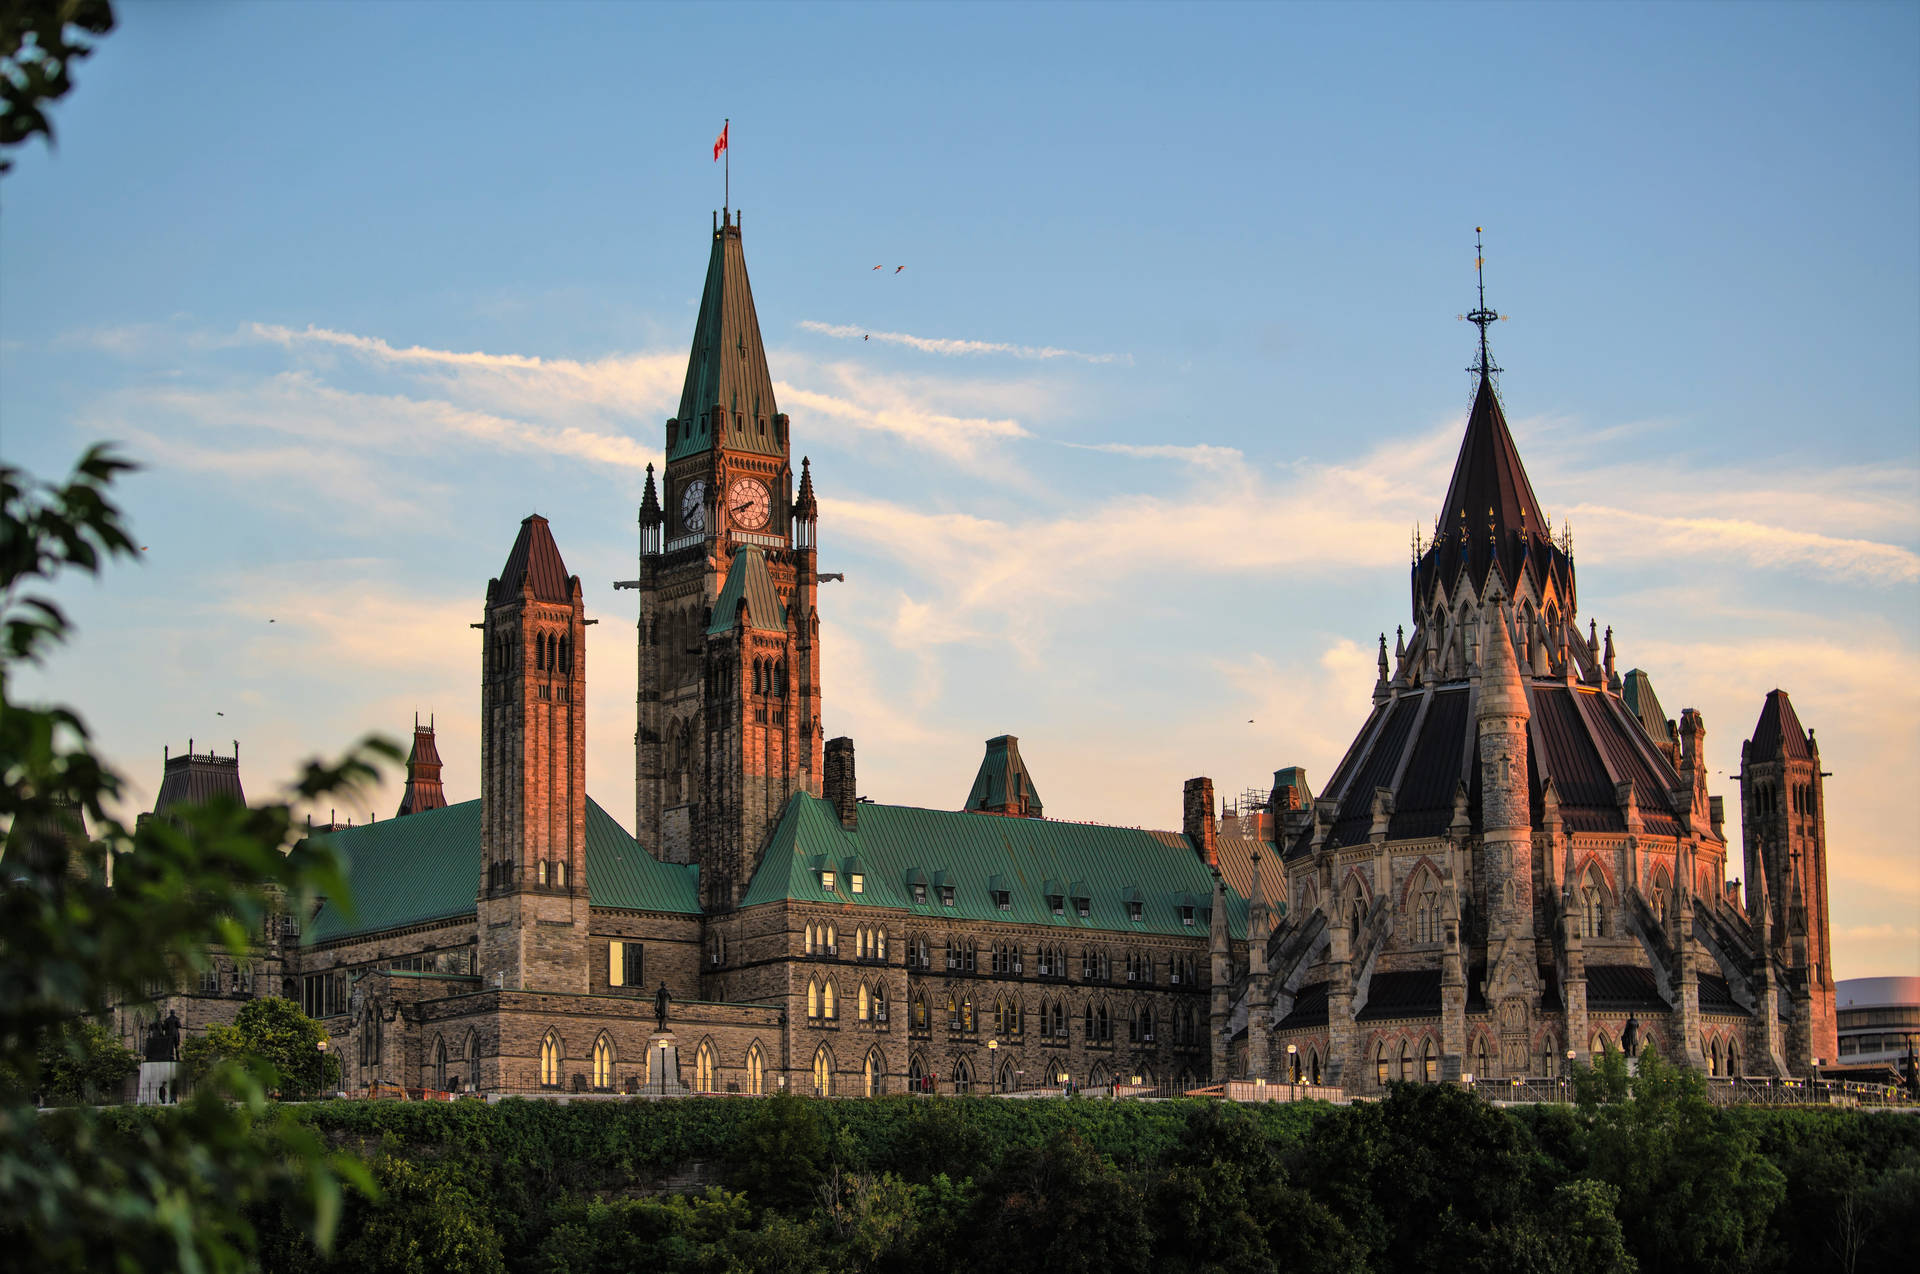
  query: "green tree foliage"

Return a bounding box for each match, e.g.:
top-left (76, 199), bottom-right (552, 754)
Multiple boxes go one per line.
top-left (0, 0), bottom-right (113, 174)
top-left (31, 1017), bottom-right (138, 1104)
top-left (1576, 1045), bottom-right (1785, 1273)
top-left (179, 997), bottom-right (338, 1098)
top-left (955, 1128), bottom-right (1152, 1274)
top-left (1, 444), bottom-right (397, 1271)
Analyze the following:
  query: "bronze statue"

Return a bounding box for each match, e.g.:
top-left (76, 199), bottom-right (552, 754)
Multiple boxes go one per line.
top-left (655, 981), bottom-right (670, 1029)
top-left (1621, 1013), bottom-right (1640, 1059)
top-left (163, 1010), bottom-right (182, 1061)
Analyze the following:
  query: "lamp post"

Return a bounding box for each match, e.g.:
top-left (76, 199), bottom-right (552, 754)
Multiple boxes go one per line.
top-left (1565, 1048), bottom-right (1576, 1103)
top-left (987, 1038), bottom-right (998, 1092)
top-left (1286, 1042), bottom-right (1297, 1099)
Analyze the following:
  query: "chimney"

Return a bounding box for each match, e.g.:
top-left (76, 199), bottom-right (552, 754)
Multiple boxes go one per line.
top-left (824, 736), bottom-right (858, 829)
top-left (1183, 777), bottom-right (1217, 868)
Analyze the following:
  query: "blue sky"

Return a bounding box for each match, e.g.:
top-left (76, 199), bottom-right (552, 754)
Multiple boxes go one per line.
top-left (3, 1), bottom-right (1915, 976)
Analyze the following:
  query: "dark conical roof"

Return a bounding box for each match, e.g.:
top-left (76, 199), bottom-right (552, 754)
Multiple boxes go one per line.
top-left (671, 214), bottom-right (782, 463)
top-left (1442, 374), bottom-right (1547, 542)
top-left (639, 463), bottom-right (663, 527)
top-left (493, 515), bottom-right (573, 603)
top-left (1412, 372), bottom-right (1574, 613)
top-left (965, 735), bottom-right (1044, 818)
top-left (1749, 689), bottom-right (1811, 759)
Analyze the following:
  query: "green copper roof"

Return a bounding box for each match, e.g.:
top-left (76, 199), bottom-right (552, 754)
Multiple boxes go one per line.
top-left (963, 735), bottom-right (1044, 817)
top-left (669, 216), bottom-right (783, 464)
top-left (708, 545), bottom-right (786, 634)
top-left (306, 797), bottom-right (698, 943)
top-left (740, 794), bottom-right (1247, 939)
top-left (1621, 668), bottom-right (1671, 745)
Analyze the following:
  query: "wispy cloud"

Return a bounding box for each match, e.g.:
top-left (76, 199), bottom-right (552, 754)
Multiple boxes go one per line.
top-left (1568, 504), bottom-right (1920, 583)
top-left (800, 320), bottom-right (1126, 365)
top-left (1061, 441), bottom-right (1245, 468)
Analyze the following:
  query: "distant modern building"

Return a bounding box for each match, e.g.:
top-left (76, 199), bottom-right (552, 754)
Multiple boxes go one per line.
top-left (1836, 977), bottom-right (1920, 1070)
top-left (114, 220), bottom-right (1843, 1096)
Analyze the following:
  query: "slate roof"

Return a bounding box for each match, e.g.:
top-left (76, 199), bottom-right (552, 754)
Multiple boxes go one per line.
top-left (670, 214), bottom-right (783, 464)
top-left (1699, 971), bottom-right (1747, 1015)
top-left (1748, 689), bottom-right (1811, 760)
top-left (1412, 372), bottom-right (1575, 616)
top-left (492, 515), bottom-right (574, 604)
top-left (1356, 969), bottom-right (1442, 1021)
top-left (1621, 669), bottom-right (1671, 745)
top-left (707, 545), bottom-right (787, 634)
top-left (1585, 963), bottom-right (1670, 1012)
top-left (1276, 981), bottom-right (1329, 1029)
top-left (154, 750), bottom-right (246, 815)
top-left (305, 796), bottom-right (699, 943)
top-left (963, 735), bottom-right (1044, 817)
top-left (740, 794), bottom-right (1247, 939)
top-left (1214, 835), bottom-right (1277, 915)
top-left (1293, 679), bottom-right (1697, 858)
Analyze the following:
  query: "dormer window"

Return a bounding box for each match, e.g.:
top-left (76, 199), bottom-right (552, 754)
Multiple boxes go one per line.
top-left (850, 872), bottom-right (865, 894)
top-left (1048, 894), bottom-right (1065, 916)
top-left (1127, 901), bottom-right (1144, 922)
top-left (939, 885), bottom-right (955, 908)
top-left (912, 882), bottom-right (927, 904)
top-left (1179, 905), bottom-right (1195, 927)
top-left (1074, 896), bottom-right (1091, 918)
top-left (821, 869), bottom-right (836, 892)
top-left (992, 889), bottom-right (1011, 911)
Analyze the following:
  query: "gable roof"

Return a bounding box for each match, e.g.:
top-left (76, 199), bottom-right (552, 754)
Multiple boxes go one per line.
top-left (492, 514), bottom-right (574, 604)
top-left (741, 793), bottom-right (1246, 939)
top-left (708, 545), bottom-right (787, 634)
top-left (305, 796), bottom-right (698, 943)
top-left (671, 214), bottom-right (782, 463)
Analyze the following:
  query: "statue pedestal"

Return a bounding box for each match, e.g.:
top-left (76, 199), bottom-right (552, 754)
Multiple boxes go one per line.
top-left (137, 1060), bottom-right (178, 1105)
top-left (647, 1031), bottom-right (687, 1096)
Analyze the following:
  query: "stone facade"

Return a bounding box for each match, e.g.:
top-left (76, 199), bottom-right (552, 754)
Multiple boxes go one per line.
top-left (116, 226), bottom-right (1839, 1107)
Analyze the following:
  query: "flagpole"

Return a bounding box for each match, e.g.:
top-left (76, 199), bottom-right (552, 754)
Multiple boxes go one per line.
top-left (724, 117), bottom-right (730, 216)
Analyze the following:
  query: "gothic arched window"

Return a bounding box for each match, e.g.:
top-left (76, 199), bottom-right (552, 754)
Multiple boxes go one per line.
top-left (811, 1045), bottom-right (833, 1097)
top-left (695, 1040), bottom-right (715, 1092)
top-left (745, 1043), bottom-right (764, 1095)
top-left (592, 1034), bottom-right (615, 1090)
top-left (540, 1031), bottom-right (561, 1088)
top-left (864, 1048), bottom-right (884, 1097)
top-left (1422, 1038), bottom-right (1437, 1083)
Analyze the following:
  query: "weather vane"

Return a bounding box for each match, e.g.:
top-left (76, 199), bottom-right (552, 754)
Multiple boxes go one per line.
top-left (1457, 226), bottom-right (1508, 378)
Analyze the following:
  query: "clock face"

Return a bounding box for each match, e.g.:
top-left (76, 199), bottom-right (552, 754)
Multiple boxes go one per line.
top-left (680, 480), bottom-right (707, 533)
top-left (727, 477), bottom-right (771, 531)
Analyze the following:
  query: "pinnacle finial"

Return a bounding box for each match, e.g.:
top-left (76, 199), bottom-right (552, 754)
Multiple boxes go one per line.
top-left (1464, 226), bottom-right (1503, 379)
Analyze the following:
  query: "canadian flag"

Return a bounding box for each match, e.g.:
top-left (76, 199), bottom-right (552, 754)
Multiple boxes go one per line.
top-left (713, 122), bottom-right (728, 161)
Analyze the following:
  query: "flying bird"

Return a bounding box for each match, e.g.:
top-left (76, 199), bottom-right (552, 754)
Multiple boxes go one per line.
top-left (269, 619), bottom-right (276, 624)
top-left (895, 266), bottom-right (905, 273)
top-left (140, 546), bottom-right (149, 551)
top-left (863, 334), bottom-right (869, 341)
top-left (872, 265), bottom-right (882, 270)
top-left (216, 712), bottom-right (225, 717)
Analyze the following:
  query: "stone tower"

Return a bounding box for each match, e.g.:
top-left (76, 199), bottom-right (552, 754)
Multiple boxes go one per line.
top-left (477, 515), bottom-right (590, 992)
top-left (1477, 597), bottom-right (1539, 1075)
top-left (1741, 689), bottom-right (1838, 1068)
top-left (632, 211), bottom-right (824, 911)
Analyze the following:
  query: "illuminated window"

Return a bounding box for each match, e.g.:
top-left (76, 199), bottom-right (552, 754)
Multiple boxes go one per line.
top-left (541, 1032), bottom-right (561, 1088)
top-left (812, 1045), bottom-right (833, 1096)
top-left (745, 1044), bottom-right (764, 1095)
top-left (592, 1035), bottom-right (614, 1090)
top-left (695, 1041), bottom-right (715, 1092)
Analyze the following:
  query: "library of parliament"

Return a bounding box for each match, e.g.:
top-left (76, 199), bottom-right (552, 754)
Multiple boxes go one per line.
top-left (121, 213), bottom-right (1841, 1098)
